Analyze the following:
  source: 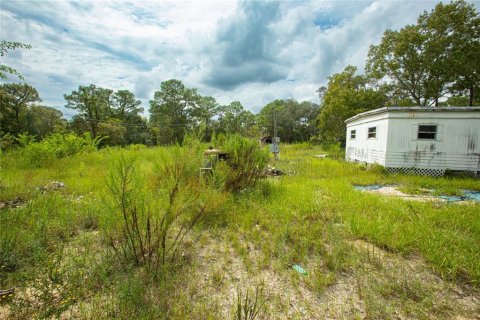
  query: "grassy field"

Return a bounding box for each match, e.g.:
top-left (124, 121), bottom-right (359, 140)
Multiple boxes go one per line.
top-left (1, 142), bottom-right (479, 319)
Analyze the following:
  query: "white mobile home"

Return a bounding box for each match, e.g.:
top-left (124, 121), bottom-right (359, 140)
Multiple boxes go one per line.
top-left (345, 107), bottom-right (480, 176)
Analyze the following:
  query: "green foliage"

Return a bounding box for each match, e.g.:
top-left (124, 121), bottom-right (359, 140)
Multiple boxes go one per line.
top-left (20, 133), bottom-right (101, 166)
top-left (1, 144), bottom-right (479, 318)
top-left (0, 132), bottom-right (16, 152)
top-left (258, 99), bottom-right (319, 143)
top-left (367, 0), bottom-right (480, 106)
top-left (0, 83), bottom-right (42, 136)
top-left (216, 101), bottom-right (257, 138)
top-left (64, 84), bottom-right (113, 138)
top-left (149, 79), bottom-right (199, 145)
top-left (235, 285), bottom-right (267, 320)
top-left (212, 135), bottom-right (269, 192)
top-left (25, 105), bottom-right (67, 139)
top-left (65, 86), bottom-right (147, 145)
top-left (317, 66), bottom-right (387, 144)
top-left (0, 40), bottom-right (31, 80)
top-left (105, 145), bottom-right (206, 270)
top-left (15, 132), bottom-right (36, 147)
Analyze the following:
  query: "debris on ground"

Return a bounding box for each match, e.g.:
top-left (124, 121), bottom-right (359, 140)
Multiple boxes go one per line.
top-left (0, 197), bottom-right (24, 210)
top-left (313, 154), bottom-right (328, 158)
top-left (40, 181), bottom-right (66, 192)
top-left (0, 288), bottom-right (15, 299)
top-left (292, 264), bottom-right (308, 275)
top-left (353, 185), bottom-right (390, 191)
top-left (354, 185), bottom-right (480, 203)
top-left (265, 165), bottom-right (284, 176)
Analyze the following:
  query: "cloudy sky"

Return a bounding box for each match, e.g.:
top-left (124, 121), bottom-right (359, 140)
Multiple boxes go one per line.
top-left (1, 0), bottom-right (478, 116)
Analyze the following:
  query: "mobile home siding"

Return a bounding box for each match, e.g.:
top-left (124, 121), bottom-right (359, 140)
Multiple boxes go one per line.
top-left (385, 112), bottom-right (480, 171)
top-left (345, 113), bottom-right (389, 165)
top-left (345, 107), bottom-right (480, 173)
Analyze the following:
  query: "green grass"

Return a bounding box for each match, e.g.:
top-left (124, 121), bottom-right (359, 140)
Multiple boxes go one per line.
top-left (1, 143), bottom-right (479, 319)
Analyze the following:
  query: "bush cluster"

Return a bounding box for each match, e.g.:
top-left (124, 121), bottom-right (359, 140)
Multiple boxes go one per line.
top-left (20, 133), bottom-right (103, 166)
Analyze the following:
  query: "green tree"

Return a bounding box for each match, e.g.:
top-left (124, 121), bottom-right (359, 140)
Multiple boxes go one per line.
top-left (317, 66), bottom-right (387, 144)
top-left (25, 105), bottom-right (66, 139)
top-left (0, 40), bottom-right (31, 80)
top-left (258, 99), bottom-right (319, 143)
top-left (149, 79), bottom-right (199, 144)
top-left (110, 90), bottom-right (146, 144)
top-left (216, 101), bottom-right (256, 137)
top-left (191, 95), bottom-right (219, 141)
top-left (0, 83), bottom-right (41, 135)
top-left (110, 90), bottom-right (143, 119)
top-left (367, 0), bottom-right (480, 106)
top-left (419, 0), bottom-right (480, 106)
top-left (64, 85), bottom-right (113, 138)
top-left (366, 25), bottom-right (430, 106)
top-left (97, 119), bottom-right (127, 146)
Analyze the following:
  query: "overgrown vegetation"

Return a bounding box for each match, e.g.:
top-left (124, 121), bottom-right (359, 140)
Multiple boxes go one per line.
top-left (212, 134), bottom-right (270, 192)
top-left (1, 141), bottom-right (479, 319)
top-left (106, 146), bottom-right (206, 269)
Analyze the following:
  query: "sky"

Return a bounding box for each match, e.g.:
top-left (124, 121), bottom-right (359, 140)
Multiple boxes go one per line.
top-left (1, 0), bottom-right (479, 116)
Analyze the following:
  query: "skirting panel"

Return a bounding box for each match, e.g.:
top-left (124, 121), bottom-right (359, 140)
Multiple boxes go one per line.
top-left (386, 167), bottom-right (479, 177)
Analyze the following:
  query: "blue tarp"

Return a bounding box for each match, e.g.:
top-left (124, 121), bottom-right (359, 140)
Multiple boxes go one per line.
top-left (353, 185), bottom-right (385, 191)
top-left (354, 184), bottom-right (480, 203)
top-left (463, 190), bottom-right (480, 202)
top-left (440, 190), bottom-right (480, 202)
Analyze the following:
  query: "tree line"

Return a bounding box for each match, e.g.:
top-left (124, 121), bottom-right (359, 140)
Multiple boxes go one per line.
top-left (1, 0), bottom-right (478, 148)
top-left (0, 80), bottom-right (320, 148)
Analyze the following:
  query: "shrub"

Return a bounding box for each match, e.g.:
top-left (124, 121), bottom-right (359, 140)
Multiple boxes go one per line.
top-left (21, 133), bottom-right (103, 166)
top-left (106, 146), bottom-right (205, 270)
top-left (0, 133), bottom-right (17, 152)
top-left (213, 135), bottom-right (269, 192)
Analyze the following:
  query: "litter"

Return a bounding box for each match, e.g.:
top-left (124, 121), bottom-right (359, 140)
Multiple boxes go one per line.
top-left (313, 154), bottom-right (328, 158)
top-left (292, 264), bottom-right (308, 275)
top-left (0, 197), bottom-right (24, 210)
top-left (40, 181), bottom-right (66, 192)
top-left (265, 165), bottom-right (284, 176)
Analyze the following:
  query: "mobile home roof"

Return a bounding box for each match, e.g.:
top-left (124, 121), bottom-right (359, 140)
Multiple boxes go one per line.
top-left (345, 106), bottom-right (480, 124)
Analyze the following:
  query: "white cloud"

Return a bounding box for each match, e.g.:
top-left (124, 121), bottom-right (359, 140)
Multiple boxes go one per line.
top-left (2, 0), bottom-right (476, 114)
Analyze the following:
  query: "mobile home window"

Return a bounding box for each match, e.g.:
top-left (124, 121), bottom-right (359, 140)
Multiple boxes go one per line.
top-left (417, 125), bottom-right (437, 140)
top-left (367, 127), bottom-right (377, 139)
top-left (350, 130), bottom-right (356, 139)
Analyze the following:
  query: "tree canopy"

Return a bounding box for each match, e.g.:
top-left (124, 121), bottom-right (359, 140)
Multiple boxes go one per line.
top-left (366, 0), bottom-right (480, 106)
top-left (317, 66), bottom-right (387, 144)
top-left (0, 40), bottom-right (31, 80)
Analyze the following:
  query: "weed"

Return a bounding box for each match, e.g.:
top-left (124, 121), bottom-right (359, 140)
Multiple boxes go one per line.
top-left (235, 284), bottom-right (267, 320)
top-left (106, 148), bottom-right (205, 270)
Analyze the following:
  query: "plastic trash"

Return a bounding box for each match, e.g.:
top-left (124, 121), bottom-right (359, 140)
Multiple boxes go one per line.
top-left (292, 264), bottom-right (308, 275)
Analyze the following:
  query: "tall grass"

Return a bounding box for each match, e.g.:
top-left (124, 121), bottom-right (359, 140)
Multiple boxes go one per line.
top-left (1, 140), bottom-right (479, 319)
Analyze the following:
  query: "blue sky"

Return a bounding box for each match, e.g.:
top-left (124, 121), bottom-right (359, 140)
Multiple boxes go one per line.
top-left (1, 0), bottom-right (478, 115)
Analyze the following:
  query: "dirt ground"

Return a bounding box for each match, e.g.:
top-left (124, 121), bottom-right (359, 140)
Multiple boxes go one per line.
top-left (185, 232), bottom-right (480, 319)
